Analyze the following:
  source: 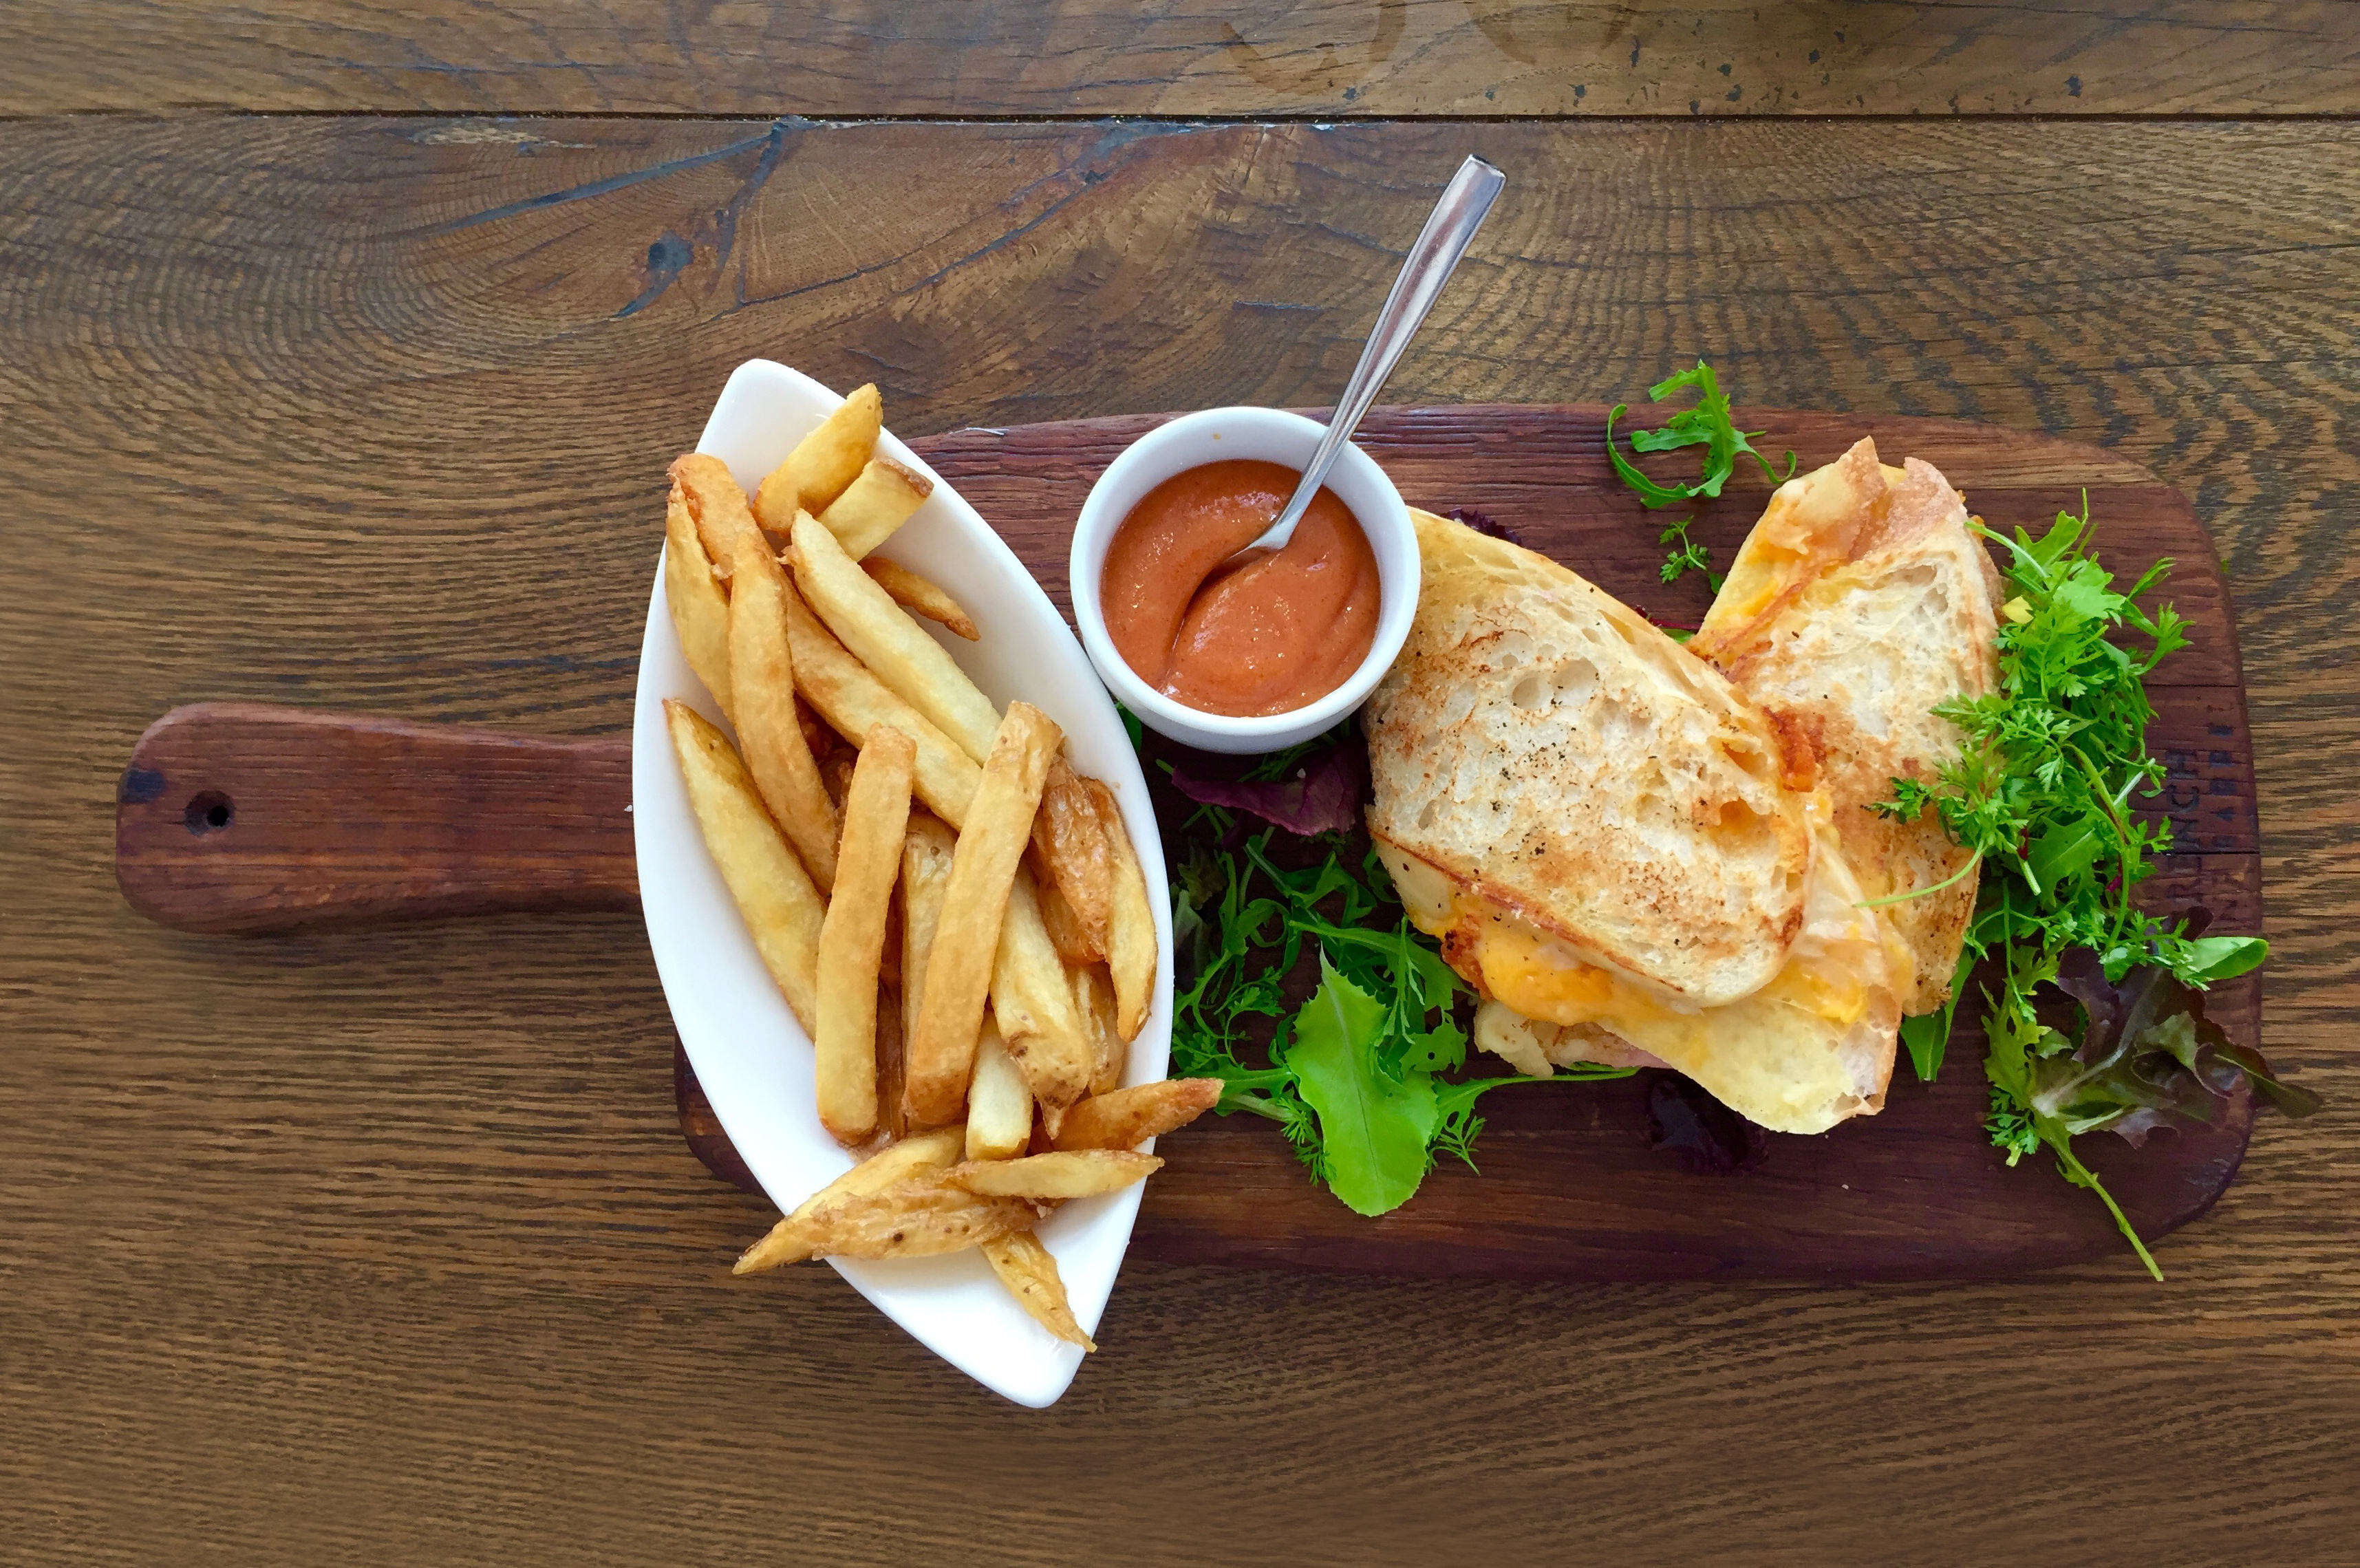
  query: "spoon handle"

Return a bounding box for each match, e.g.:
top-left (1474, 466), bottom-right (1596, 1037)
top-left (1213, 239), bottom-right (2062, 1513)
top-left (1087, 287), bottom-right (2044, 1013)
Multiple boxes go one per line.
top-left (1265, 154), bottom-right (1505, 543)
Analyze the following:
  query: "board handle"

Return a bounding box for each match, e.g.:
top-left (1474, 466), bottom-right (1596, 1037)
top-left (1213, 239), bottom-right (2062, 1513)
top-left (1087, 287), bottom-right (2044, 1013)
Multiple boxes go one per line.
top-left (116, 702), bottom-right (637, 933)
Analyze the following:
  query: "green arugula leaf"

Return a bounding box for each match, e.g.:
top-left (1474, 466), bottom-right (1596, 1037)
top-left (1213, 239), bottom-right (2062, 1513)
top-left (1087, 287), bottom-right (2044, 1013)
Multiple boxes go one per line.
top-left (1284, 956), bottom-right (1441, 1216)
top-left (1607, 360), bottom-right (1796, 510)
top-left (1607, 360), bottom-right (1794, 591)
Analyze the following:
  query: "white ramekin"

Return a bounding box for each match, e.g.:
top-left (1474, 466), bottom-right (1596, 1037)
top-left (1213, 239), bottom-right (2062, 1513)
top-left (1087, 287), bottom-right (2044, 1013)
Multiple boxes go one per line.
top-left (1068, 407), bottom-right (1420, 754)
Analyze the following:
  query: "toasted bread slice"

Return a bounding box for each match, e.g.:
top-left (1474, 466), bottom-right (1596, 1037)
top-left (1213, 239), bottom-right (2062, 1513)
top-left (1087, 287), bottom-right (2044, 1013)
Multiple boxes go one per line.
top-left (1366, 509), bottom-right (1812, 1009)
top-left (1693, 438), bottom-right (2002, 1013)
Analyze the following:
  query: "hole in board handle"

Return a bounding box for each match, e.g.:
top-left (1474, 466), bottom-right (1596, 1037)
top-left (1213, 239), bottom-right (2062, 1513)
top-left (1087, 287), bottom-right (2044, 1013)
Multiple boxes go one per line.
top-left (184, 791), bottom-right (235, 836)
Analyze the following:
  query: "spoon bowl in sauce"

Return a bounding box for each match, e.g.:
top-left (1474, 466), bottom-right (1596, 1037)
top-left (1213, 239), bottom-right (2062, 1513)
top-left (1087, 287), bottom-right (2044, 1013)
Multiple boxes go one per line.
top-left (1069, 405), bottom-right (1418, 753)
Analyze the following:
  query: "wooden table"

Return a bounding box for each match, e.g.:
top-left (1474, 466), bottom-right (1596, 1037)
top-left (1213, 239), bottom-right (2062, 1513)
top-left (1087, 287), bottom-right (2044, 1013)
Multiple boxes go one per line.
top-left (4, 6), bottom-right (2356, 1562)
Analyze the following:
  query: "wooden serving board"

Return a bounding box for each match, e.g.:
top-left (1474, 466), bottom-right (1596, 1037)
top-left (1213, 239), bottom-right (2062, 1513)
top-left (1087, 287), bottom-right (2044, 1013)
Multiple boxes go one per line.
top-left (115, 406), bottom-right (2261, 1280)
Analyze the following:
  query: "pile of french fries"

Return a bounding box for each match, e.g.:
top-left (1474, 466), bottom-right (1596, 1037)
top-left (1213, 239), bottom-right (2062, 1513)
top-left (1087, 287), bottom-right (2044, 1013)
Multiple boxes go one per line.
top-left (661, 384), bottom-right (1218, 1351)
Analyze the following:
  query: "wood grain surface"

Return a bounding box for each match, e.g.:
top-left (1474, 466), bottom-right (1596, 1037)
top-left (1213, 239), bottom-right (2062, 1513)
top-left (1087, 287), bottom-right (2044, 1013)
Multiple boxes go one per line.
top-left (109, 405), bottom-right (2266, 1276)
top-left (6, 0), bottom-right (2358, 117)
top-left (6, 111), bottom-right (2357, 1562)
top-left (118, 701), bottom-right (635, 931)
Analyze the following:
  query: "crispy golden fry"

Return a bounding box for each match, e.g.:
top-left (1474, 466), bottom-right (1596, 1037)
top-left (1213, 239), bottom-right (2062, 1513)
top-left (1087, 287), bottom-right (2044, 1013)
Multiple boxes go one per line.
top-left (666, 700), bottom-right (824, 1032)
top-left (1033, 868), bottom-right (1098, 967)
top-left (663, 477), bottom-right (734, 725)
top-left (790, 511), bottom-right (1003, 763)
top-left (1084, 777), bottom-right (1157, 1042)
top-left (734, 1125), bottom-right (965, 1274)
top-left (946, 1149), bottom-right (1161, 1201)
top-left (669, 453), bottom-right (768, 584)
top-left (753, 383), bottom-right (881, 534)
top-left (900, 813), bottom-right (956, 1045)
top-left (813, 725), bottom-right (915, 1145)
top-left (782, 581), bottom-right (980, 826)
top-left (965, 1017), bottom-right (1035, 1161)
top-left (799, 1179), bottom-right (1042, 1261)
top-left (746, 1174), bottom-right (1038, 1266)
top-left (728, 563), bottom-right (840, 890)
top-left (903, 703), bottom-right (1062, 1128)
top-left (862, 555), bottom-right (978, 641)
top-left (822, 456), bottom-right (935, 560)
top-left (1071, 963), bottom-right (1127, 1098)
top-left (1053, 1078), bottom-right (1221, 1152)
top-left (1031, 760), bottom-right (1113, 959)
top-left (991, 866), bottom-right (1094, 1112)
top-left (672, 455), bottom-right (841, 886)
top-left (875, 972), bottom-right (907, 1145)
top-left (981, 1232), bottom-right (1094, 1351)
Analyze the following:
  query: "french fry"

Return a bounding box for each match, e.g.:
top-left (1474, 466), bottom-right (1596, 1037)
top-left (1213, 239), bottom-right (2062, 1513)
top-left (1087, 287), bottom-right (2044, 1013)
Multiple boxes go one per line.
top-left (901, 813), bottom-right (956, 1046)
top-left (752, 1175), bottom-right (1040, 1265)
top-left (782, 583), bottom-right (980, 827)
top-left (863, 555), bottom-right (978, 640)
top-left (965, 1017), bottom-right (1034, 1161)
top-left (1071, 963), bottom-right (1127, 1097)
top-left (799, 1179), bottom-right (1042, 1261)
top-left (1033, 868), bottom-right (1098, 967)
top-left (663, 477), bottom-right (734, 725)
top-left (821, 457), bottom-right (935, 560)
top-left (981, 1232), bottom-right (1095, 1352)
top-left (728, 563), bottom-right (840, 890)
top-left (903, 703), bottom-right (1062, 1128)
top-left (1053, 1078), bottom-right (1222, 1152)
top-left (733, 1125), bottom-right (965, 1274)
top-left (1084, 777), bottom-right (1157, 1042)
top-left (790, 511), bottom-right (1003, 763)
top-left (991, 866), bottom-right (1094, 1112)
top-left (1032, 760), bottom-right (1112, 958)
top-left (946, 1150), bottom-right (1161, 1201)
top-left (753, 383), bottom-right (881, 534)
top-left (666, 700), bottom-right (824, 1033)
top-left (814, 725), bottom-right (915, 1145)
top-left (669, 453), bottom-right (766, 582)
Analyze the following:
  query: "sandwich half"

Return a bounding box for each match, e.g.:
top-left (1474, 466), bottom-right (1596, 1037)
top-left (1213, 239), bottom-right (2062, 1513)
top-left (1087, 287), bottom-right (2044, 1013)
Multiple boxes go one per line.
top-left (1366, 509), bottom-right (1905, 1135)
top-left (1691, 438), bottom-right (2002, 1013)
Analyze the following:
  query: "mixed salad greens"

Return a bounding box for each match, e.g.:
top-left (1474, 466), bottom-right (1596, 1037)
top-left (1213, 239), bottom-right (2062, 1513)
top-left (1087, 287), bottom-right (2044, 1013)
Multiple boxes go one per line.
top-left (1150, 737), bottom-right (1630, 1217)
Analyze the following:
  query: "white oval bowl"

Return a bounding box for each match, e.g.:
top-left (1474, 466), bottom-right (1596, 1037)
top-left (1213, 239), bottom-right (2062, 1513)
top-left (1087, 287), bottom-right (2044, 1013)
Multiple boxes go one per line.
top-left (1068, 406), bottom-right (1419, 753)
top-left (632, 360), bottom-right (1173, 1408)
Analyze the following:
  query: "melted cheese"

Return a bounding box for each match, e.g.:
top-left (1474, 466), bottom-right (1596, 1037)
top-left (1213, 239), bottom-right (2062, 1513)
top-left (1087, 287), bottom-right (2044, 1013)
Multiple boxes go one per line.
top-left (1376, 824), bottom-right (1905, 1135)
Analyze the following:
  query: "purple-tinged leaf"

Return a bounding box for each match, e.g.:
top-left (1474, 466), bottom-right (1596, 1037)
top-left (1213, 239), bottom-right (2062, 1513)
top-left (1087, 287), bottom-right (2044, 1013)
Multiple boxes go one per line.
top-left (1170, 741), bottom-right (1368, 838)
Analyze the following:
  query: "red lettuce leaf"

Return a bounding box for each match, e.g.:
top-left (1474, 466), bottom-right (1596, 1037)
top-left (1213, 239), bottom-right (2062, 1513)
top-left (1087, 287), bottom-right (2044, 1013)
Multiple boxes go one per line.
top-left (2034, 948), bottom-right (2321, 1142)
top-left (1169, 740), bottom-right (1368, 839)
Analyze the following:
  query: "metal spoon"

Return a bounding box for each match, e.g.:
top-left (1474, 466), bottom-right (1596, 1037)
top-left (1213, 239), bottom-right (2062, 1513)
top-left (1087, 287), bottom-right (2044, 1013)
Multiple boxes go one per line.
top-left (1250, 153), bottom-right (1505, 551)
